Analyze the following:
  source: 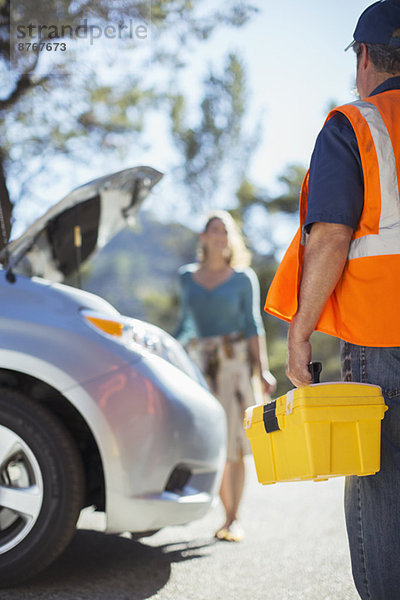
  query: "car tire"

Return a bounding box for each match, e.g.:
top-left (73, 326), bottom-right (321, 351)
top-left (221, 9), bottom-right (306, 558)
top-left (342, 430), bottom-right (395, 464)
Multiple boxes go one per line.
top-left (0, 388), bottom-right (85, 587)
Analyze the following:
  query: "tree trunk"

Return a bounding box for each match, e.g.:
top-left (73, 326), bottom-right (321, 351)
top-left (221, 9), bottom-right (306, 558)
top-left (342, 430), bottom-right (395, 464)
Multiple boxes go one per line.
top-left (0, 151), bottom-right (13, 251)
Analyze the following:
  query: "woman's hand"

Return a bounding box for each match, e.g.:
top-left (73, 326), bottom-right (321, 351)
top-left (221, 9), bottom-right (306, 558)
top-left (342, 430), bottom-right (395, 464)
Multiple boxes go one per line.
top-left (261, 370), bottom-right (277, 395)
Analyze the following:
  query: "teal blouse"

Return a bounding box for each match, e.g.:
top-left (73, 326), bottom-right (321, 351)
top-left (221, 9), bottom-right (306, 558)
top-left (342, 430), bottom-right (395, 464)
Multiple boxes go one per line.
top-left (175, 263), bottom-right (265, 345)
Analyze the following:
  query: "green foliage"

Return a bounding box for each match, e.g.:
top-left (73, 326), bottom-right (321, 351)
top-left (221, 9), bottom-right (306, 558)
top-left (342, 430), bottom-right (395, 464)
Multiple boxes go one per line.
top-left (267, 335), bottom-right (289, 397)
top-left (267, 164), bottom-right (307, 214)
top-left (234, 178), bottom-right (267, 213)
top-left (140, 288), bottom-right (180, 334)
top-left (309, 332), bottom-right (341, 382)
top-left (170, 53), bottom-right (257, 205)
top-left (233, 163), bottom-right (306, 223)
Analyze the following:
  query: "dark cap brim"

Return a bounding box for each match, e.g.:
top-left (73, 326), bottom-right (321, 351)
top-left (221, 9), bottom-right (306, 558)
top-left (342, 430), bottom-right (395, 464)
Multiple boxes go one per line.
top-left (344, 39), bottom-right (356, 51)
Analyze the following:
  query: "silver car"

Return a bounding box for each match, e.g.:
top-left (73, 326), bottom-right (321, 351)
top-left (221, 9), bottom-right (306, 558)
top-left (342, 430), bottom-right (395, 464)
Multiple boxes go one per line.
top-left (0, 167), bottom-right (226, 587)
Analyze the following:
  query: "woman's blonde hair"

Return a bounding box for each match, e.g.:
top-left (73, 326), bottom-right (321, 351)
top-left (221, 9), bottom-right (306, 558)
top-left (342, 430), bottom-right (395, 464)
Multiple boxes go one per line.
top-left (198, 210), bottom-right (251, 268)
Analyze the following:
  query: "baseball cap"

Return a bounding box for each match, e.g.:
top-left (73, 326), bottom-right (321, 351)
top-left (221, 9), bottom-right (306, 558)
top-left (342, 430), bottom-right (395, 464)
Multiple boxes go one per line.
top-left (345, 0), bottom-right (400, 51)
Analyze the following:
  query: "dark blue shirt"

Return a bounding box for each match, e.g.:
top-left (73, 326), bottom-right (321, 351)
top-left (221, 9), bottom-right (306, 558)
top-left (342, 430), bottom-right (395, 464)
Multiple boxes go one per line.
top-left (305, 76), bottom-right (400, 231)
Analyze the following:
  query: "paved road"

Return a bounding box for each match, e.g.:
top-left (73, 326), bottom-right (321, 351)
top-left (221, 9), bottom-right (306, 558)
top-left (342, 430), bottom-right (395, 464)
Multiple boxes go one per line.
top-left (1, 458), bottom-right (360, 600)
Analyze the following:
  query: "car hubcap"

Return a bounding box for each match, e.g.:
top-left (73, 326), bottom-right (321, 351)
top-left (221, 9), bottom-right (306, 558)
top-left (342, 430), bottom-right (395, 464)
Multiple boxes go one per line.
top-left (0, 425), bottom-right (44, 554)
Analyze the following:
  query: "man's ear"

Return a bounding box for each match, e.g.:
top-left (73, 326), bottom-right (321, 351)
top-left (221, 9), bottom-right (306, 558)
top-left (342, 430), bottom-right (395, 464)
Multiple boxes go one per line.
top-left (360, 42), bottom-right (369, 70)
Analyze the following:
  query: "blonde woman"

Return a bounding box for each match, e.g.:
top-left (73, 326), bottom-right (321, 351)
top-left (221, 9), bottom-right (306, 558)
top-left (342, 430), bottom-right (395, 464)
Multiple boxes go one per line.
top-left (176, 210), bottom-right (276, 542)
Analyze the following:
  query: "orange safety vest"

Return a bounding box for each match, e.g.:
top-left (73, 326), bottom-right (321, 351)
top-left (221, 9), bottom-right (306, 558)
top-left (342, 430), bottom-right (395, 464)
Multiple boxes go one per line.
top-left (265, 89), bottom-right (400, 347)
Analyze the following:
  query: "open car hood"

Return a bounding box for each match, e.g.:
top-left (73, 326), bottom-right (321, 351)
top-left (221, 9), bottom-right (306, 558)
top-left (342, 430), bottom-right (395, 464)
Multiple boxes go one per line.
top-left (1, 166), bottom-right (163, 281)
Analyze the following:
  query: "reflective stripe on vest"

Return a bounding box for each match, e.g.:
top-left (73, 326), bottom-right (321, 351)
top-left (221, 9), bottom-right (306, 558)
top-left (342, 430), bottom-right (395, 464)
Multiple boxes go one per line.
top-left (348, 100), bottom-right (400, 260)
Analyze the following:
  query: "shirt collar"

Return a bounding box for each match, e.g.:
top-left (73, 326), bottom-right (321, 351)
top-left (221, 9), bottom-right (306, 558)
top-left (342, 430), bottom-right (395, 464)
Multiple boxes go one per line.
top-left (369, 75), bottom-right (400, 97)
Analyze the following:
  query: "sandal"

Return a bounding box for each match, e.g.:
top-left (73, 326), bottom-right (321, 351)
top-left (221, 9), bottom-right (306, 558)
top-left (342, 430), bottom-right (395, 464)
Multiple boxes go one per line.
top-left (215, 521), bottom-right (244, 542)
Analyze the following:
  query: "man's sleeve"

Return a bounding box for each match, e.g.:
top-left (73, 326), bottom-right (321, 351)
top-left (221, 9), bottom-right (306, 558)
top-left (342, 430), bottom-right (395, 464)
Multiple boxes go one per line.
top-left (304, 112), bottom-right (364, 232)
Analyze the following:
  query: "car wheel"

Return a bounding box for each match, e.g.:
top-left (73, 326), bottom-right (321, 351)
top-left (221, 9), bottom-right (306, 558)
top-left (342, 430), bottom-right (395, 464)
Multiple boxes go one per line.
top-left (0, 388), bottom-right (85, 587)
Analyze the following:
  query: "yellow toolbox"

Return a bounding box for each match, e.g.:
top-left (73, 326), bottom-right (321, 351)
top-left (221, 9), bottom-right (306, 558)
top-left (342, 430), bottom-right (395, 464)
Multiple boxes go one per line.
top-left (244, 365), bottom-right (387, 484)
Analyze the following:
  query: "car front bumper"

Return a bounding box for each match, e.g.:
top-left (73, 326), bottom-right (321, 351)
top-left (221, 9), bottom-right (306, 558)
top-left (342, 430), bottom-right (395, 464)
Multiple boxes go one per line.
top-left (68, 353), bottom-right (227, 534)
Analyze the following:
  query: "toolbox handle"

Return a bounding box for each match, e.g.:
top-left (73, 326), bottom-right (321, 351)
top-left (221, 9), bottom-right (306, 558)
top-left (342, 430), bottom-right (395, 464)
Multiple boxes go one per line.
top-left (308, 361), bottom-right (322, 384)
top-left (263, 362), bottom-right (322, 435)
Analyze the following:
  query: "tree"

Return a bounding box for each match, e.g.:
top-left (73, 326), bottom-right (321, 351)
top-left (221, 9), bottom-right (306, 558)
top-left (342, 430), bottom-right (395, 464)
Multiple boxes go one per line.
top-left (266, 164), bottom-right (307, 214)
top-left (233, 163), bottom-right (306, 218)
top-left (170, 53), bottom-right (257, 206)
top-left (0, 0), bottom-right (257, 247)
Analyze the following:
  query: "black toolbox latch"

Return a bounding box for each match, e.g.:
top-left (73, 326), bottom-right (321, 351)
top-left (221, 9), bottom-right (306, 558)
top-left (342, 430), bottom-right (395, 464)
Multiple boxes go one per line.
top-left (263, 401), bottom-right (280, 434)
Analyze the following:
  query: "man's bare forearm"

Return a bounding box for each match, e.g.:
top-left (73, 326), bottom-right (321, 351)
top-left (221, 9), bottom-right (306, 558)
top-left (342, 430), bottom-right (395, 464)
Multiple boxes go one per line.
top-left (287, 222), bottom-right (353, 387)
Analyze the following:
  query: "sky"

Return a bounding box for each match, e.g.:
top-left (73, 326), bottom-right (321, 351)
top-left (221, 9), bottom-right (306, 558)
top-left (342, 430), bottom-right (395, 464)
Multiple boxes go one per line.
top-left (235, 0), bottom-right (372, 193)
top-left (8, 0), bottom-right (374, 236)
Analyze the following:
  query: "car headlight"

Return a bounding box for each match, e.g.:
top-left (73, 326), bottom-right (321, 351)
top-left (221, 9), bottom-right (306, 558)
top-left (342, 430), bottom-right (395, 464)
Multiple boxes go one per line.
top-left (82, 309), bottom-right (159, 351)
top-left (82, 311), bottom-right (125, 338)
top-left (81, 309), bottom-right (207, 387)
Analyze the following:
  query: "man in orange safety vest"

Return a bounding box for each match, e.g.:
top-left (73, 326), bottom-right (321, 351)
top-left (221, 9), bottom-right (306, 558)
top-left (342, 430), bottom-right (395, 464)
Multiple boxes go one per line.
top-left (265, 2), bottom-right (400, 599)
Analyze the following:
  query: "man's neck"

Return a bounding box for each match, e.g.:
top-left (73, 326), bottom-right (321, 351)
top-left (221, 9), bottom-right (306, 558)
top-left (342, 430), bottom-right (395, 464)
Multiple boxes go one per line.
top-left (365, 71), bottom-right (400, 97)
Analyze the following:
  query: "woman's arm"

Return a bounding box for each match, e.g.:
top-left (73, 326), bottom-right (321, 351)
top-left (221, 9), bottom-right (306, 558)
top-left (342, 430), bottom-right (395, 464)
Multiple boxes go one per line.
top-left (174, 268), bottom-right (196, 345)
top-left (242, 268), bottom-right (276, 395)
top-left (247, 335), bottom-right (277, 395)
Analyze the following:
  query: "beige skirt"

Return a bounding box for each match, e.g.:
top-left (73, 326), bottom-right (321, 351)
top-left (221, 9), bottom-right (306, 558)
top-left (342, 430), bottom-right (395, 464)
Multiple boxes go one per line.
top-left (187, 334), bottom-right (256, 461)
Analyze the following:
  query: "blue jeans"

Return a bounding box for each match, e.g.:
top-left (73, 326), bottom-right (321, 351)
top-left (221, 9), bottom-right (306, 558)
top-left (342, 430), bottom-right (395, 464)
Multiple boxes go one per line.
top-left (341, 342), bottom-right (400, 600)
